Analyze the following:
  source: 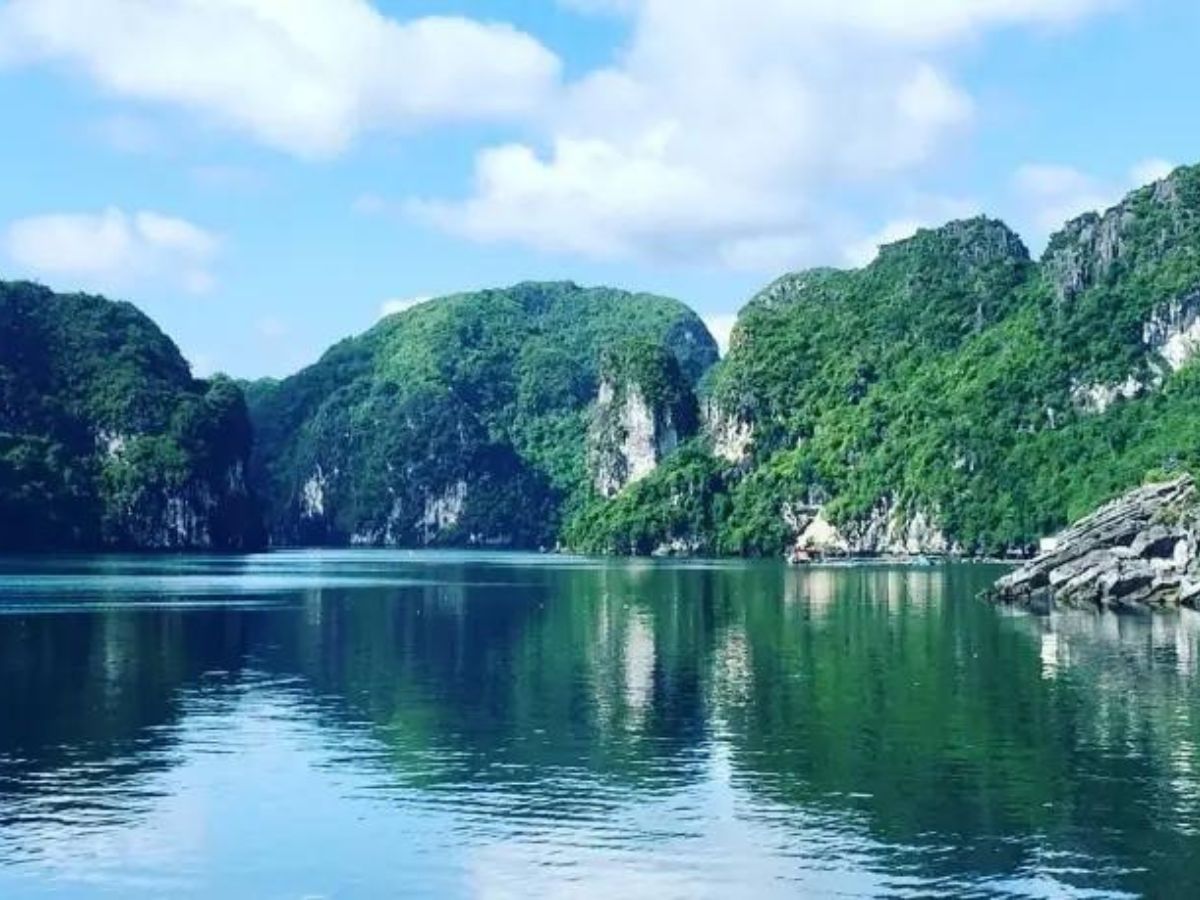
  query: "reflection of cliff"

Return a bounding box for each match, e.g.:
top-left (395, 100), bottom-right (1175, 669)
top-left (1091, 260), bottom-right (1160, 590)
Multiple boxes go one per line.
top-left (0, 606), bottom-right (263, 819)
top-left (1020, 608), bottom-right (1200, 843)
top-left (274, 564), bottom-right (733, 793)
top-left (719, 566), bottom-right (1200, 894)
top-left (4, 559), bottom-right (1200, 896)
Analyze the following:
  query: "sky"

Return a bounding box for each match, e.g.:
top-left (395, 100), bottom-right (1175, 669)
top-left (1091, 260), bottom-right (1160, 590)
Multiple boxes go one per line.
top-left (0, 0), bottom-right (1197, 378)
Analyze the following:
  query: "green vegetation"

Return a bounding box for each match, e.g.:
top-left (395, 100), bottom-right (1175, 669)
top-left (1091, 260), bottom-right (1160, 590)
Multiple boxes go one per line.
top-left (596, 339), bottom-right (701, 434)
top-left (0, 281), bottom-right (263, 550)
top-left (246, 282), bottom-right (718, 547)
top-left (9, 166), bottom-right (1200, 557)
top-left (571, 165), bottom-right (1200, 556)
top-left (567, 444), bottom-right (727, 555)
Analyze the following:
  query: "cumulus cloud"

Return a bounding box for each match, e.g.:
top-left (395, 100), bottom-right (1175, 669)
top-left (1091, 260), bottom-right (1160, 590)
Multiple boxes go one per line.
top-left (4, 207), bottom-right (220, 295)
top-left (419, 0), bottom-right (1117, 271)
top-left (1012, 157), bottom-right (1176, 244)
top-left (0, 0), bottom-right (1127, 275)
top-left (0, 0), bottom-right (560, 158)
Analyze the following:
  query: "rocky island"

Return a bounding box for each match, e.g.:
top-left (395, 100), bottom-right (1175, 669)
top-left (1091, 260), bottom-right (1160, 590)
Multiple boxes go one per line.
top-left (7, 164), bottom-right (1200, 568)
top-left (988, 476), bottom-right (1200, 611)
top-left (0, 281), bottom-right (263, 551)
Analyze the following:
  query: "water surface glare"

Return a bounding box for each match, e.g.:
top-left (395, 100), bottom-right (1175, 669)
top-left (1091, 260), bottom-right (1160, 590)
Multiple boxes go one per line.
top-left (1, 551), bottom-right (1198, 897)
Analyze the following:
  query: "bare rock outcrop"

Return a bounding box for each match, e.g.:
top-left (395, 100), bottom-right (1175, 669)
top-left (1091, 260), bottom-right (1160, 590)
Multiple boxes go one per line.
top-left (987, 476), bottom-right (1200, 611)
top-left (587, 341), bottom-right (699, 498)
top-left (787, 499), bottom-right (959, 559)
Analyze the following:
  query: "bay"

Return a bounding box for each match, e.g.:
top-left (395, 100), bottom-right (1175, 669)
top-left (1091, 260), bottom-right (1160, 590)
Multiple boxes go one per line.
top-left (0, 552), bottom-right (1198, 898)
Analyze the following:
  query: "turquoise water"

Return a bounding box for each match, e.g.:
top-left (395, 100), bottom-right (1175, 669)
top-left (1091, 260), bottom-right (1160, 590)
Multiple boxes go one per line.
top-left (0, 552), bottom-right (1198, 898)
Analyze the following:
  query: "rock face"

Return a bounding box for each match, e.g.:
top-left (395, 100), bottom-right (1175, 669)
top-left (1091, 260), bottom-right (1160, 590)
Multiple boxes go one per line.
top-left (587, 341), bottom-right (700, 498)
top-left (707, 404), bottom-right (753, 464)
top-left (1070, 376), bottom-right (1143, 414)
top-left (114, 460), bottom-right (258, 551)
top-left (787, 500), bottom-right (959, 559)
top-left (988, 476), bottom-right (1200, 611)
top-left (246, 282), bottom-right (718, 548)
top-left (590, 382), bottom-right (677, 497)
top-left (1045, 174), bottom-right (1185, 304)
top-left (1144, 288), bottom-right (1200, 372)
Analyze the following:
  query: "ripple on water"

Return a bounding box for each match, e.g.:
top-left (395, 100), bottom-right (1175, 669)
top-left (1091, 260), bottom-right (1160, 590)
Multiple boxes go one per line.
top-left (0, 554), bottom-right (1197, 898)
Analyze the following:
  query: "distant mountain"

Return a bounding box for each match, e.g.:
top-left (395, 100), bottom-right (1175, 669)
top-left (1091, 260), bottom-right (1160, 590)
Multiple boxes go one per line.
top-left (571, 165), bottom-right (1200, 557)
top-left (244, 282), bottom-right (718, 547)
top-left (0, 281), bottom-right (263, 550)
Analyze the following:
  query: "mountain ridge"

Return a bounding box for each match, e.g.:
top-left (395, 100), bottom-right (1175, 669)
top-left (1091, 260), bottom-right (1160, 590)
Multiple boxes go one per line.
top-left (6, 165), bottom-right (1200, 556)
top-left (0, 280), bottom-right (263, 550)
top-left (570, 164), bottom-right (1200, 557)
top-left (244, 280), bottom-right (718, 548)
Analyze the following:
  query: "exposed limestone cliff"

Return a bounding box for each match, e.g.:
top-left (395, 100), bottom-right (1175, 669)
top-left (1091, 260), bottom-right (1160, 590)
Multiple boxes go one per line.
top-left (590, 382), bottom-right (679, 497)
top-left (587, 341), bottom-right (699, 498)
top-left (1070, 376), bottom-right (1143, 414)
top-left (1045, 209), bottom-right (1133, 304)
top-left (1067, 286), bottom-right (1200, 416)
top-left (1144, 288), bottom-right (1200, 372)
top-left (1043, 175), bottom-right (1185, 304)
top-left (988, 476), bottom-right (1200, 611)
top-left (421, 480), bottom-right (468, 542)
top-left (246, 282), bottom-right (718, 549)
top-left (707, 404), bottom-right (754, 465)
top-left (787, 499), bottom-right (959, 559)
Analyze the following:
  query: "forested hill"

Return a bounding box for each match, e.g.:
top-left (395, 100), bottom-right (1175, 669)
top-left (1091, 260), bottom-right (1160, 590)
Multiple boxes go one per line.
top-left (0, 281), bottom-right (263, 550)
top-left (244, 281), bottom-right (718, 547)
top-left (570, 164), bottom-right (1200, 557)
top-left (9, 165), bottom-right (1200, 558)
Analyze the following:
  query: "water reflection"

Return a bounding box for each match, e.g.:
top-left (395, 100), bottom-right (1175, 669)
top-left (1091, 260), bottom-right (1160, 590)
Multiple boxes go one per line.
top-left (0, 554), bottom-right (1198, 897)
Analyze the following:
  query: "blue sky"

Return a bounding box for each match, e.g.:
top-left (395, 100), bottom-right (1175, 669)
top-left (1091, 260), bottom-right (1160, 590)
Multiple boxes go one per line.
top-left (0, 0), bottom-right (1196, 378)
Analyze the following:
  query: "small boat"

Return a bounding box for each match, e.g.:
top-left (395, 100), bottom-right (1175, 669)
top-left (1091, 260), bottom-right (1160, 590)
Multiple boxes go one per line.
top-left (911, 555), bottom-right (935, 567)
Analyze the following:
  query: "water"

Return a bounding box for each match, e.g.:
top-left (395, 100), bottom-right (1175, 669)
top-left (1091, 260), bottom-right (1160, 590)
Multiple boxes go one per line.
top-left (0, 552), bottom-right (1198, 898)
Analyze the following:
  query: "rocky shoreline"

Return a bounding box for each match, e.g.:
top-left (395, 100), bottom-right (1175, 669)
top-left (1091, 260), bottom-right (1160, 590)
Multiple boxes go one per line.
top-left (986, 476), bottom-right (1200, 612)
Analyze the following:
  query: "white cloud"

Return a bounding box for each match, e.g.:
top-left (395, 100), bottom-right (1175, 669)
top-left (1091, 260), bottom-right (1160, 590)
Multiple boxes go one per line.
top-left (844, 220), bottom-right (929, 268)
top-left (0, 0), bottom-right (560, 158)
top-left (1130, 157), bottom-right (1177, 186)
top-left (1012, 157), bottom-right (1176, 244)
top-left (562, 0), bottom-right (1118, 35)
top-left (380, 295), bottom-right (432, 318)
top-left (4, 207), bottom-right (220, 295)
top-left (1012, 164), bottom-right (1115, 235)
top-left (419, 0), bottom-right (1116, 270)
top-left (702, 313), bottom-right (738, 355)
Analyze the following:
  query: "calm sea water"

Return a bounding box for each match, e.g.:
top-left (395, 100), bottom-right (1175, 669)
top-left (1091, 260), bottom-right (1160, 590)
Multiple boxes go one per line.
top-left (0, 552), bottom-right (1198, 898)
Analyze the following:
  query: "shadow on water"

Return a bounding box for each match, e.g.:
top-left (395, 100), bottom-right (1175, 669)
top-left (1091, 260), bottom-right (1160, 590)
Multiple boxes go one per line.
top-left (1, 553), bottom-right (1199, 896)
